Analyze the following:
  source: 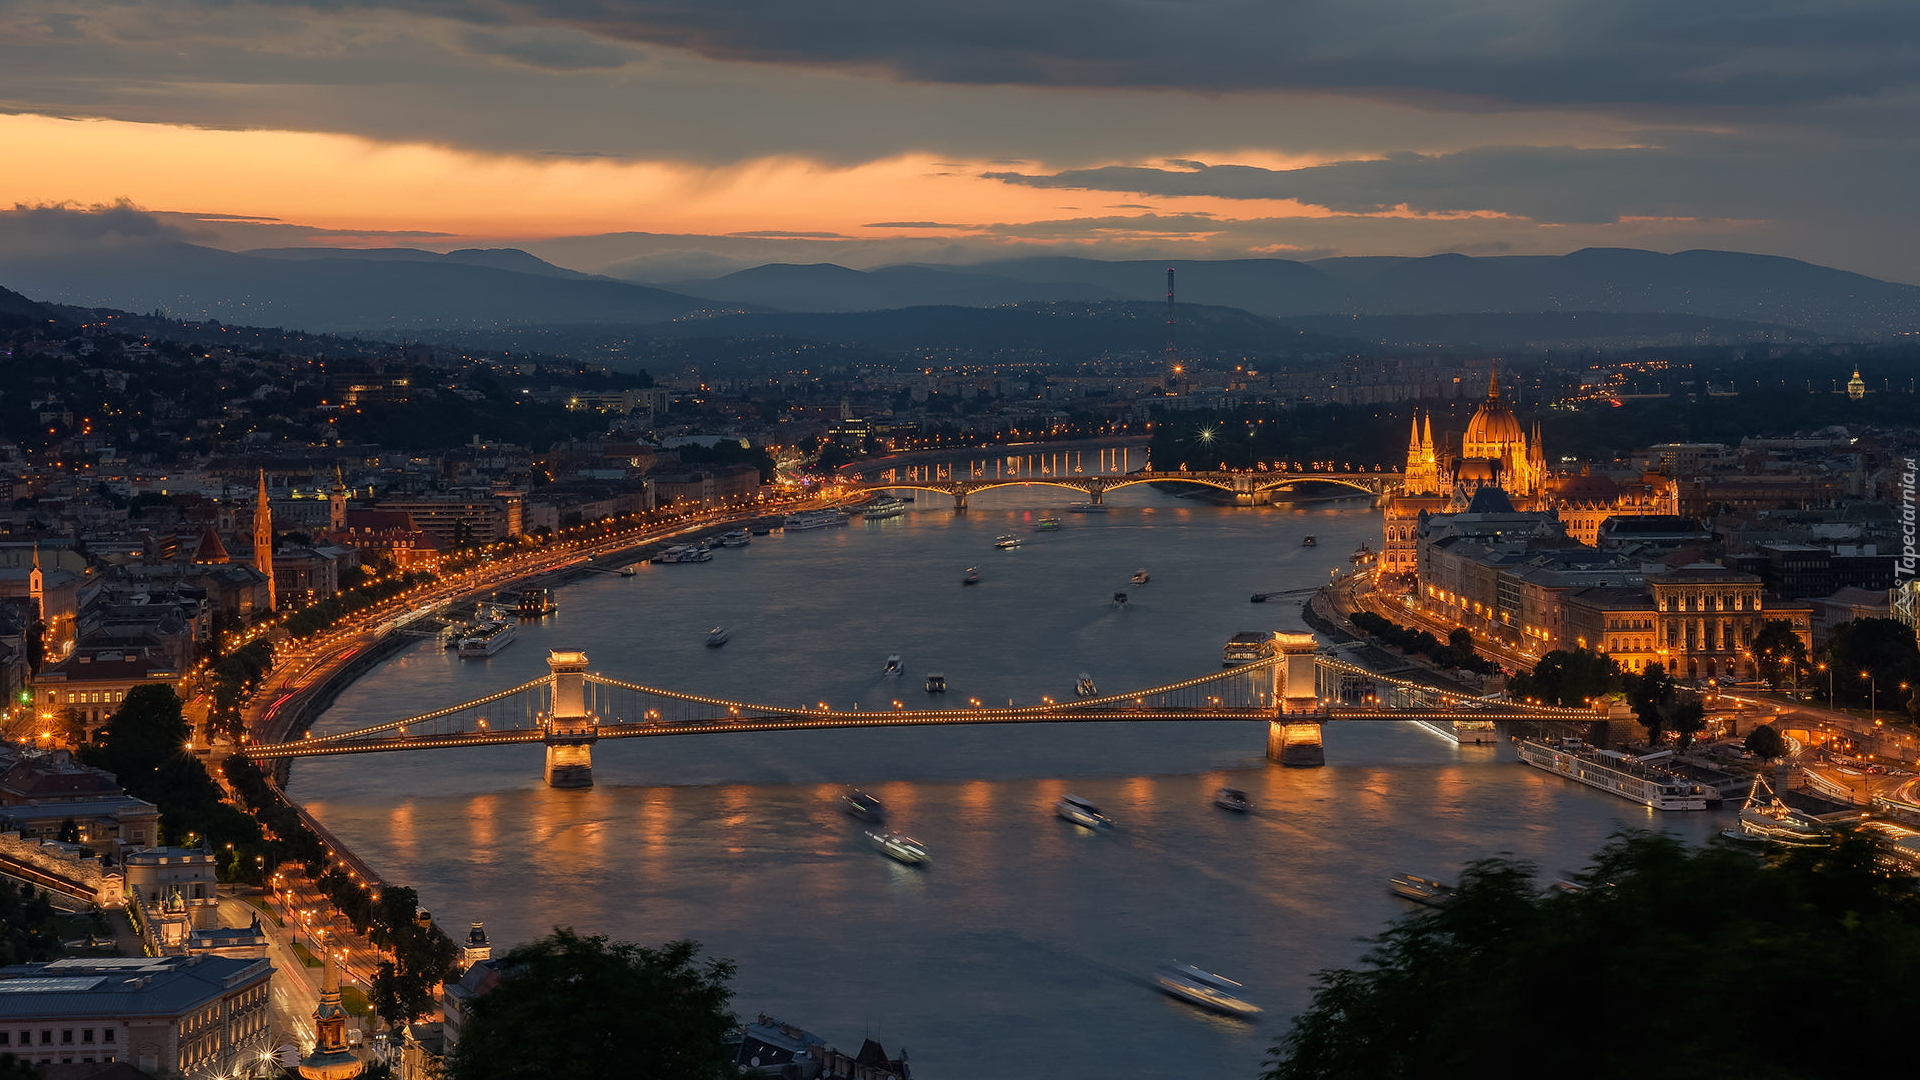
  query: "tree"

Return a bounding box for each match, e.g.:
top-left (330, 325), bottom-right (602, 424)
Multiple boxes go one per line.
top-left (1751, 619), bottom-right (1808, 689)
top-left (1508, 649), bottom-right (1620, 708)
top-left (1265, 831), bottom-right (1920, 1080)
top-left (55, 818), bottom-right (79, 845)
top-left (1824, 617), bottom-right (1920, 706)
top-left (1745, 723), bottom-right (1788, 761)
top-left (445, 929), bottom-right (735, 1080)
top-left (0, 1054), bottom-right (42, 1079)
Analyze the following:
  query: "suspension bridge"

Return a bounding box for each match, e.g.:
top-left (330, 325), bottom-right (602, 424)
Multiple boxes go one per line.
top-left (242, 638), bottom-right (1597, 786)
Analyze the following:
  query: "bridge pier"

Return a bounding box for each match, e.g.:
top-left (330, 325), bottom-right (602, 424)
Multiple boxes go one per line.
top-left (1267, 721), bottom-right (1326, 766)
top-left (953, 489), bottom-right (968, 510)
top-left (543, 650), bottom-right (599, 788)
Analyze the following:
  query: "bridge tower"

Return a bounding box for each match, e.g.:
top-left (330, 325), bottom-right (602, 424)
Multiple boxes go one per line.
top-left (543, 650), bottom-right (599, 788)
top-left (1267, 633), bottom-right (1326, 766)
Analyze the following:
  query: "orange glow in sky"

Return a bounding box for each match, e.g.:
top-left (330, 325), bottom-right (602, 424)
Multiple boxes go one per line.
top-left (3, 113), bottom-right (1370, 243)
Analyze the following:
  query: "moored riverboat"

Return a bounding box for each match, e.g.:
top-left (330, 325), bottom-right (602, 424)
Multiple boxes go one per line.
top-left (1222, 631), bottom-right (1276, 666)
top-left (457, 620), bottom-right (517, 658)
top-left (867, 829), bottom-right (931, 865)
top-left (1412, 717), bottom-right (1500, 744)
top-left (1515, 738), bottom-right (1711, 810)
top-left (1388, 873), bottom-right (1457, 906)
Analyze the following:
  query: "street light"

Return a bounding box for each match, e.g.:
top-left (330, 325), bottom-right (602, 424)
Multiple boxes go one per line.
top-left (1863, 671), bottom-right (1877, 725)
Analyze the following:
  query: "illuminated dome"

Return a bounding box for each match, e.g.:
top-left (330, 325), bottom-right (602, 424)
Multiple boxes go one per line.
top-left (1462, 368), bottom-right (1525, 452)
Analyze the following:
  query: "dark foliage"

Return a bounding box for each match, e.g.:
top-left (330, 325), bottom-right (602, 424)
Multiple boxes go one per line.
top-left (1266, 831), bottom-right (1920, 1080)
top-left (445, 929), bottom-right (736, 1080)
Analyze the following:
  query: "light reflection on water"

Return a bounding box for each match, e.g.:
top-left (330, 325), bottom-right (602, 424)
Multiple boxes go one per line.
top-left (291, 487), bottom-right (1727, 1078)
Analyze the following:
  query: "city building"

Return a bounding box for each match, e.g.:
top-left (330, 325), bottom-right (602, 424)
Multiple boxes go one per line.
top-left (0, 956), bottom-right (272, 1077)
top-left (33, 650), bottom-right (182, 738)
top-left (297, 956), bottom-right (363, 1080)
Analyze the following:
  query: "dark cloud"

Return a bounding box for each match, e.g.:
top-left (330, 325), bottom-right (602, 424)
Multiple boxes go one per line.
top-left (460, 27), bottom-right (636, 69)
top-left (386, 0), bottom-right (1920, 108)
top-left (862, 221), bottom-right (972, 229)
top-left (986, 143), bottom-right (1804, 225)
top-left (0, 200), bottom-right (206, 252)
top-left (725, 230), bottom-right (849, 238)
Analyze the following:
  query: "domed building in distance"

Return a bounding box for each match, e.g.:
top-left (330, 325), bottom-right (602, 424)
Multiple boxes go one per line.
top-left (1379, 367), bottom-right (1676, 581)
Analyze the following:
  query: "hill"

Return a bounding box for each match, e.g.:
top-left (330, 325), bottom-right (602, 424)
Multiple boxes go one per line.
top-left (654, 249), bottom-right (1920, 339)
top-left (0, 283), bottom-right (65, 330)
top-left (0, 241), bottom-right (729, 332)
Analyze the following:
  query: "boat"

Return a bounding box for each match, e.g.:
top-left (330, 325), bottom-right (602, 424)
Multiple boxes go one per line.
top-left (683, 544), bottom-right (714, 563)
top-left (1130, 569), bottom-right (1150, 585)
top-left (862, 496), bottom-right (907, 521)
top-left (962, 567), bottom-right (981, 586)
top-left (750, 526), bottom-right (772, 536)
top-left (1213, 787), bottom-right (1252, 813)
top-left (866, 829), bottom-right (931, 865)
top-left (924, 673), bottom-right (947, 694)
top-left (1722, 774), bottom-right (1829, 847)
top-left (1350, 543), bottom-right (1376, 566)
top-left (1302, 535), bottom-right (1317, 546)
top-left (1411, 718), bottom-right (1500, 744)
top-left (706, 626), bottom-right (731, 648)
top-left (843, 790), bottom-right (885, 822)
top-left (651, 544), bottom-right (691, 564)
top-left (457, 620), bottom-right (517, 658)
top-left (782, 509), bottom-right (847, 531)
top-left (1388, 873), bottom-right (1457, 906)
top-left (1249, 593), bottom-right (1266, 603)
top-left (1515, 738), bottom-right (1711, 811)
top-left (1112, 591), bottom-right (1129, 607)
top-left (1067, 504), bottom-right (1108, 513)
top-left (883, 654), bottom-right (904, 677)
top-left (619, 567), bottom-right (637, 577)
top-left (1055, 794), bottom-right (1112, 829)
top-left (717, 529), bottom-right (752, 547)
top-left (1075, 673), bottom-right (1097, 698)
top-left (1222, 631), bottom-right (1276, 666)
top-left (994, 534), bottom-right (1023, 549)
top-left (1035, 517), bottom-right (1063, 531)
top-left (1153, 962), bottom-right (1263, 1018)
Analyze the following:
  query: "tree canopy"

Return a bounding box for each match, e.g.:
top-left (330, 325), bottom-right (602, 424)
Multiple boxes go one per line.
top-left (445, 929), bottom-right (736, 1080)
top-left (1265, 831), bottom-right (1920, 1080)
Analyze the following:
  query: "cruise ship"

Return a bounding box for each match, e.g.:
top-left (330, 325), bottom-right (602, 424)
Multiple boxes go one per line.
top-left (862, 496), bottom-right (907, 520)
top-left (1515, 738), bottom-right (1711, 810)
top-left (1412, 718), bottom-right (1500, 744)
top-left (782, 509), bottom-right (848, 531)
top-left (1222, 631), bottom-right (1276, 666)
top-left (457, 619), bottom-right (518, 658)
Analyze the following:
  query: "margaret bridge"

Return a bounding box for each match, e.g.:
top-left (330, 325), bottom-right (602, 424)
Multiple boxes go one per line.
top-left (841, 463), bottom-right (1403, 508)
top-left (244, 638), bottom-right (1597, 787)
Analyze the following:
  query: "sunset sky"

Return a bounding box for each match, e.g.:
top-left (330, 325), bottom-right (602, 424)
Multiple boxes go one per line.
top-left (4, 0), bottom-right (1918, 281)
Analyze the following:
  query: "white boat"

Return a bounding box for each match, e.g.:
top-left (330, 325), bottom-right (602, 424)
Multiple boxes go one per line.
top-left (1388, 873), bottom-right (1456, 906)
top-left (652, 544), bottom-right (691, 563)
top-left (1515, 738), bottom-right (1711, 811)
top-left (862, 497), bottom-right (907, 520)
top-left (867, 829), bottom-right (931, 865)
top-left (1131, 569), bottom-right (1150, 585)
top-left (683, 544), bottom-right (714, 563)
top-left (717, 529), bottom-right (752, 547)
top-left (1412, 718), bottom-right (1500, 744)
top-left (883, 654), bottom-right (903, 677)
top-left (1213, 787), bottom-right (1251, 813)
top-left (782, 509), bottom-right (847, 531)
top-left (994, 534), bottom-right (1022, 549)
top-left (1075, 673), bottom-right (1097, 698)
top-left (962, 567), bottom-right (981, 586)
top-left (1055, 794), bottom-right (1112, 829)
top-left (1222, 631), bottom-right (1275, 666)
top-left (1724, 774), bottom-right (1829, 847)
top-left (924, 673), bottom-right (947, 694)
top-left (457, 620), bottom-right (517, 658)
top-left (706, 626), bottom-right (731, 648)
top-left (1154, 962), bottom-right (1262, 1018)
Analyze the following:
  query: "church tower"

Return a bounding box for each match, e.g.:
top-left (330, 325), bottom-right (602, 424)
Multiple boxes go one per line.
top-left (253, 470), bottom-right (277, 611)
top-left (27, 544), bottom-right (44, 626)
top-left (298, 953), bottom-right (364, 1080)
top-left (328, 465), bottom-right (349, 532)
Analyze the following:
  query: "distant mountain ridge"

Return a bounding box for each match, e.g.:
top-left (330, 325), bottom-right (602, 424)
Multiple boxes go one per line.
top-left (648, 248), bottom-right (1920, 339)
top-left (0, 241), bottom-right (732, 331)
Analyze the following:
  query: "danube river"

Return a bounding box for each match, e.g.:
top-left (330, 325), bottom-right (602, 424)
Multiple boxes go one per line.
top-left (294, 485), bottom-right (1725, 1079)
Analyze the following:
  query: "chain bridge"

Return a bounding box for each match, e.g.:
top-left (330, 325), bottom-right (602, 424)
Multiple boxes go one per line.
top-left (243, 639), bottom-right (1596, 787)
top-left (843, 468), bottom-right (1401, 508)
